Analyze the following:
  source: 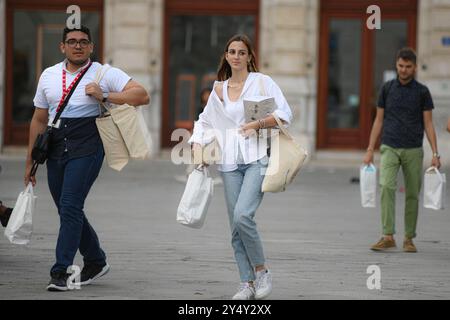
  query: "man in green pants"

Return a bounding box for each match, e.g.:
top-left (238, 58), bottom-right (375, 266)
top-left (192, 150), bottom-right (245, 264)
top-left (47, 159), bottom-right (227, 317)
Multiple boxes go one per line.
top-left (363, 47), bottom-right (441, 253)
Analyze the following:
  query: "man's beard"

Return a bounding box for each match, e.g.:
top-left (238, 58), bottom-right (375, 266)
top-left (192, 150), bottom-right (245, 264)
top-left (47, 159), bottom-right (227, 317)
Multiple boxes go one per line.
top-left (67, 57), bottom-right (89, 66)
top-left (399, 74), bottom-right (414, 81)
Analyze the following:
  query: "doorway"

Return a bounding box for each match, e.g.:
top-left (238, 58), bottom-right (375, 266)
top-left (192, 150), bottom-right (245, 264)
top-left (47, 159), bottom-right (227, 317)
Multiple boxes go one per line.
top-left (162, 0), bottom-right (259, 148)
top-left (4, 0), bottom-right (103, 145)
top-left (317, 0), bottom-right (417, 149)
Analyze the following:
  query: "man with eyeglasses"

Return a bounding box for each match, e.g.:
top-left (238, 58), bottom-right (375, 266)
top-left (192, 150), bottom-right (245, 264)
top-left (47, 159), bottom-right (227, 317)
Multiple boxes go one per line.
top-left (25, 25), bottom-right (150, 291)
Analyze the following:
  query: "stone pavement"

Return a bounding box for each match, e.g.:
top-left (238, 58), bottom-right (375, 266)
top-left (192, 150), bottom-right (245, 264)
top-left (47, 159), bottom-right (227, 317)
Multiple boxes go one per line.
top-left (0, 156), bottom-right (449, 300)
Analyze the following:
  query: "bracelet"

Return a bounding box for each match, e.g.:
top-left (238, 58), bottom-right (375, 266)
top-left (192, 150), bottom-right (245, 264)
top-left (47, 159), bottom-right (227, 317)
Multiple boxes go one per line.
top-left (258, 119), bottom-right (266, 130)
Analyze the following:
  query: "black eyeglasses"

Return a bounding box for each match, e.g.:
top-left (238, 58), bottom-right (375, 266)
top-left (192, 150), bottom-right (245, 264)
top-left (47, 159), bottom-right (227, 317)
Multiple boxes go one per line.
top-left (65, 39), bottom-right (91, 48)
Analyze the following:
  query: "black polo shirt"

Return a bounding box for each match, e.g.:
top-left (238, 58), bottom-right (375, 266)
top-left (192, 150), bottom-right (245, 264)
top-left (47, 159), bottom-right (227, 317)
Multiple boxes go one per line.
top-left (378, 78), bottom-right (434, 149)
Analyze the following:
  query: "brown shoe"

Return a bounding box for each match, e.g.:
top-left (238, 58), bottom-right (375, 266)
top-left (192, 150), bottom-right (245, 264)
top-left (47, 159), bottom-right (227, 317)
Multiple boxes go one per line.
top-left (371, 238), bottom-right (397, 251)
top-left (403, 239), bottom-right (417, 253)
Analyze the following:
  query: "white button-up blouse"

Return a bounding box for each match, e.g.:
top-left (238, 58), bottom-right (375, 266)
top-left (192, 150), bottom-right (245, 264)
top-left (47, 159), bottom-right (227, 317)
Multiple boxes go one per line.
top-left (189, 72), bottom-right (293, 172)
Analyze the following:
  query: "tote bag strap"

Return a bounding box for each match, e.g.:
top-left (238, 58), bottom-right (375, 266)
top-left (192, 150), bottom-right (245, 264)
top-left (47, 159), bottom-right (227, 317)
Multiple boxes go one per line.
top-left (94, 65), bottom-right (112, 115)
top-left (272, 112), bottom-right (294, 141)
top-left (94, 64), bottom-right (111, 84)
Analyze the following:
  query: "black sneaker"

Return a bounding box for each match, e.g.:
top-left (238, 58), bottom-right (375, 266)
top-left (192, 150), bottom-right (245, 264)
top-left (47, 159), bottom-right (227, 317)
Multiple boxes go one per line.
top-left (80, 263), bottom-right (110, 285)
top-left (46, 271), bottom-right (70, 292)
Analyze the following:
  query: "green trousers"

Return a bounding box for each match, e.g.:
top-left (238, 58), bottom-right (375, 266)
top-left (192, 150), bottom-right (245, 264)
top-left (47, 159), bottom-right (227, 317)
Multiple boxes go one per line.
top-left (380, 144), bottom-right (424, 239)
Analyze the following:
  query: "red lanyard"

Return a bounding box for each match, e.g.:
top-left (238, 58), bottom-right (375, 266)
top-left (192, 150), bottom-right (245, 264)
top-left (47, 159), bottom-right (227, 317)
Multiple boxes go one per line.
top-left (56, 61), bottom-right (93, 112)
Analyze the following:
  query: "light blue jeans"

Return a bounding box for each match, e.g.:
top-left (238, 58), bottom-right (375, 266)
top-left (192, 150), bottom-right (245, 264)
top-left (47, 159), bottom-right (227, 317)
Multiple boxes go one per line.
top-left (221, 157), bottom-right (268, 282)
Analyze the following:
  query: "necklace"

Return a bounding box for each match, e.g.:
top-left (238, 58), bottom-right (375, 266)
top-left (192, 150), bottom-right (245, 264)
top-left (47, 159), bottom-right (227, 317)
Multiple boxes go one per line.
top-left (227, 78), bottom-right (246, 89)
top-left (228, 72), bottom-right (249, 88)
top-left (227, 82), bottom-right (244, 89)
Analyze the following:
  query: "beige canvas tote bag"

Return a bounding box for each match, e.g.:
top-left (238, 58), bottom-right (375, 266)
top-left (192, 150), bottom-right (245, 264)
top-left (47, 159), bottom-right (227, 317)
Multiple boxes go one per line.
top-left (94, 66), bottom-right (130, 171)
top-left (261, 112), bottom-right (308, 193)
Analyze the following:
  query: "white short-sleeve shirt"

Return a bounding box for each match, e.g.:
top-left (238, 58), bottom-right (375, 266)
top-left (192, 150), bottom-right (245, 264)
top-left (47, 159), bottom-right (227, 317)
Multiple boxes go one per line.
top-left (33, 60), bottom-right (131, 118)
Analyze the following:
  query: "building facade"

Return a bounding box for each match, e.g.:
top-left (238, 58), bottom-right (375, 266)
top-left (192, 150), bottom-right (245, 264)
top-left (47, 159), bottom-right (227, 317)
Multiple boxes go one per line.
top-left (1, 0), bottom-right (449, 158)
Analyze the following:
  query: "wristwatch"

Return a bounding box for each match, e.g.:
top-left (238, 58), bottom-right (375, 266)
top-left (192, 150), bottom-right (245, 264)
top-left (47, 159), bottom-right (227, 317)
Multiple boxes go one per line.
top-left (102, 92), bottom-right (109, 103)
top-left (433, 152), bottom-right (441, 159)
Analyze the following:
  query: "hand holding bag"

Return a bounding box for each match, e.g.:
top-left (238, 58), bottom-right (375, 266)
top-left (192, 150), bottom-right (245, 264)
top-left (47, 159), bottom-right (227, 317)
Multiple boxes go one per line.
top-left (95, 65), bottom-right (152, 171)
top-left (95, 66), bottom-right (130, 171)
top-left (423, 166), bottom-right (446, 210)
top-left (4, 183), bottom-right (37, 245)
top-left (176, 165), bottom-right (214, 228)
top-left (360, 164), bottom-right (377, 208)
top-left (261, 112), bottom-right (308, 193)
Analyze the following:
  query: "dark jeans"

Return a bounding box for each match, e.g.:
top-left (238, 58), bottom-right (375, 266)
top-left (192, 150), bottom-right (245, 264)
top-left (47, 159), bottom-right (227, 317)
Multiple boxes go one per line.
top-left (47, 145), bottom-right (106, 274)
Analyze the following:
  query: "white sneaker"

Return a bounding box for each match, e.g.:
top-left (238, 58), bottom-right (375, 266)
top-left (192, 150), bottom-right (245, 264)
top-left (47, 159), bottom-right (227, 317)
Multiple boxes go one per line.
top-left (232, 283), bottom-right (255, 300)
top-left (255, 269), bottom-right (272, 300)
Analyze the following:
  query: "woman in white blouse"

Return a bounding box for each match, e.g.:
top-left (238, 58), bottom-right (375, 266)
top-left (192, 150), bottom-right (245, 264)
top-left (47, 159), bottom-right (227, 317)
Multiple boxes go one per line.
top-left (190, 34), bottom-right (293, 300)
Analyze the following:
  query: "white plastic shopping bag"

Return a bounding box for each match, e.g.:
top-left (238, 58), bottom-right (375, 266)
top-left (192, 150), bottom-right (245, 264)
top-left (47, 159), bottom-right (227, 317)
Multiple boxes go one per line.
top-left (177, 165), bottom-right (214, 228)
top-left (423, 166), bottom-right (446, 210)
top-left (5, 183), bottom-right (37, 245)
top-left (360, 164), bottom-right (377, 208)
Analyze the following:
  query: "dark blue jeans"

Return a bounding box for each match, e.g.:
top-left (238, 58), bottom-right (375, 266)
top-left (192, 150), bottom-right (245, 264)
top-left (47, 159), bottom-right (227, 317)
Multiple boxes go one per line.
top-left (47, 145), bottom-right (106, 274)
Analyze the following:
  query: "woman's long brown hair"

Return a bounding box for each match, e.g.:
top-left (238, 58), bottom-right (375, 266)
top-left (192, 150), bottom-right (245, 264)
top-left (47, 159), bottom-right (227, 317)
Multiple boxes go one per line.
top-left (217, 34), bottom-right (258, 81)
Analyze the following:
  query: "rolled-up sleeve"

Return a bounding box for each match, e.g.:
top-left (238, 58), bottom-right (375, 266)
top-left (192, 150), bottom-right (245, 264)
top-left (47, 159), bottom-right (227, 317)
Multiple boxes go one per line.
top-left (264, 75), bottom-right (293, 125)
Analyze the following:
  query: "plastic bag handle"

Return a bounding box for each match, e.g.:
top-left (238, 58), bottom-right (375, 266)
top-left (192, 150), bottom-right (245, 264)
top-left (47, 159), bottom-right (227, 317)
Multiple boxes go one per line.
top-left (195, 164), bottom-right (210, 175)
top-left (362, 163), bottom-right (376, 171)
top-left (425, 166), bottom-right (444, 182)
top-left (425, 166), bottom-right (440, 174)
top-left (24, 182), bottom-right (34, 196)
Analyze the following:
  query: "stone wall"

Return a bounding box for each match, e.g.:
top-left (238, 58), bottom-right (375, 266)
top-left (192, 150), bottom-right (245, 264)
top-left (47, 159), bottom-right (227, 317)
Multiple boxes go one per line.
top-left (104, 0), bottom-right (320, 155)
top-left (104, 0), bottom-right (163, 154)
top-left (2, 0), bottom-right (448, 157)
top-left (417, 0), bottom-right (450, 162)
top-left (260, 0), bottom-right (319, 155)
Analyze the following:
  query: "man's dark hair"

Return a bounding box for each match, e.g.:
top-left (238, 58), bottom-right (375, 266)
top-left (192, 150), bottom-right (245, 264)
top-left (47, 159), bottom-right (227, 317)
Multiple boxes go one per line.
top-left (396, 47), bottom-right (417, 64)
top-left (62, 25), bottom-right (92, 42)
